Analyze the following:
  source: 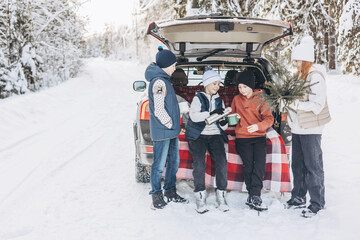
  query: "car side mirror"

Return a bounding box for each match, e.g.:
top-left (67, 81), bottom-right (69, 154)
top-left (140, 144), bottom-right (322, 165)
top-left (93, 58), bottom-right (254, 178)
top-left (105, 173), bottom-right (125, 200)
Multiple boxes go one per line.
top-left (133, 81), bottom-right (146, 92)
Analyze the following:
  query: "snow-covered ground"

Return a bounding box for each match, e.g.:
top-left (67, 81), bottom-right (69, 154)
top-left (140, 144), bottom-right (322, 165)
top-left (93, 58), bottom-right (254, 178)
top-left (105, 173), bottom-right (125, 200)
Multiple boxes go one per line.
top-left (0, 58), bottom-right (359, 240)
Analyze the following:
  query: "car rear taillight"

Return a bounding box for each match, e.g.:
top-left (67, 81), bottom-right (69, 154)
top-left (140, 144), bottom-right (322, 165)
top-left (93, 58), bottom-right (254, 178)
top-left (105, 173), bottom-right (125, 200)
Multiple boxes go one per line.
top-left (141, 145), bottom-right (153, 153)
top-left (140, 100), bottom-right (150, 120)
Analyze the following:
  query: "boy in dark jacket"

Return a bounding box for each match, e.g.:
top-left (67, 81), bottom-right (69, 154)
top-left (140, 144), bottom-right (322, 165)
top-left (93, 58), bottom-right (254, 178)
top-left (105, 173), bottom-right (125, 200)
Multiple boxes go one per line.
top-left (230, 70), bottom-right (274, 211)
top-left (185, 67), bottom-right (229, 214)
top-left (145, 47), bottom-right (187, 209)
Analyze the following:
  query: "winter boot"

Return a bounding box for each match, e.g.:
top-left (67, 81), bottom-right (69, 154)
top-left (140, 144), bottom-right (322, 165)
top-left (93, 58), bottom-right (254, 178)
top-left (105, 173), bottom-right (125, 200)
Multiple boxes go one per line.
top-left (164, 189), bottom-right (188, 203)
top-left (151, 191), bottom-right (167, 210)
top-left (285, 196), bottom-right (306, 209)
top-left (301, 205), bottom-right (320, 218)
top-left (215, 189), bottom-right (229, 212)
top-left (194, 190), bottom-right (208, 214)
top-left (246, 195), bottom-right (268, 211)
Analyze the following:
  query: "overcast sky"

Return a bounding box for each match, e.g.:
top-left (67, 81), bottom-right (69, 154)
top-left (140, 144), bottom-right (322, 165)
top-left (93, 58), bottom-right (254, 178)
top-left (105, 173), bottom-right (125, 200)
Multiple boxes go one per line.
top-left (79, 0), bottom-right (135, 34)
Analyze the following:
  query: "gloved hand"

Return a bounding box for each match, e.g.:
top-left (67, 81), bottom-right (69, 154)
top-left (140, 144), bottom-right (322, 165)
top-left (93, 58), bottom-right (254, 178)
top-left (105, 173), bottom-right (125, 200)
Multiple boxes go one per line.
top-left (219, 117), bottom-right (228, 126)
top-left (210, 108), bottom-right (224, 115)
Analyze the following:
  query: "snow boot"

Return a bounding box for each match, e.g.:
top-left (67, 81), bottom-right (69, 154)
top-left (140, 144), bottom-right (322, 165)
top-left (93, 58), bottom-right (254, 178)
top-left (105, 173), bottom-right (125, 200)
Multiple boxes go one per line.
top-left (246, 195), bottom-right (268, 211)
top-left (164, 189), bottom-right (188, 203)
top-left (285, 196), bottom-right (306, 209)
top-left (194, 190), bottom-right (209, 214)
top-left (301, 205), bottom-right (320, 218)
top-left (215, 189), bottom-right (229, 212)
top-left (151, 191), bottom-right (167, 210)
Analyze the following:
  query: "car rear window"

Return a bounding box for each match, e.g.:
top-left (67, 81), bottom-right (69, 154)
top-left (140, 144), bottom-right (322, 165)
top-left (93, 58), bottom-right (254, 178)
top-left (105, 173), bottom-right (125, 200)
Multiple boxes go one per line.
top-left (171, 65), bottom-right (266, 88)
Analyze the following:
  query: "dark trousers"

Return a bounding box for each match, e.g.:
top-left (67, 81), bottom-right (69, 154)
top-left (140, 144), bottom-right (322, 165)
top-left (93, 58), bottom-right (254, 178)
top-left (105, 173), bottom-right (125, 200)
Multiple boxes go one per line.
top-left (188, 135), bottom-right (228, 192)
top-left (291, 134), bottom-right (325, 210)
top-left (235, 137), bottom-right (267, 196)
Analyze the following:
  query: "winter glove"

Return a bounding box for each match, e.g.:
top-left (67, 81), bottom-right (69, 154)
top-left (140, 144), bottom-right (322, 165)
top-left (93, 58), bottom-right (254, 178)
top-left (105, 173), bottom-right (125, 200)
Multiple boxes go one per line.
top-left (219, 117), bottom-right (228, 126)
top-left (210, 108), bottom-right (224, 115)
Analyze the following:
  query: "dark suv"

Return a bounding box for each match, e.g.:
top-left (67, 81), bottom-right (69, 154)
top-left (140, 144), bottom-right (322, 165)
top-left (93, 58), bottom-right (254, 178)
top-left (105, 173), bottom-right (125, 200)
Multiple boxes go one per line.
top-left (133, 15), bottom-right (293, 182)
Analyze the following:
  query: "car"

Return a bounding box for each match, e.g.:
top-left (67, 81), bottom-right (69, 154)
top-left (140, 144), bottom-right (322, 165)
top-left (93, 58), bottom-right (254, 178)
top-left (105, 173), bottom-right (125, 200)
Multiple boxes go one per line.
top-left (133, 15), bottom-right (293, 183)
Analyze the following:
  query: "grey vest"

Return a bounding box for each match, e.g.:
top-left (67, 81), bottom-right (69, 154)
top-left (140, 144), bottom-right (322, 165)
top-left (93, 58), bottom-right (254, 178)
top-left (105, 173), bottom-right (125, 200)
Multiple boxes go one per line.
top-left (297, 70), bottom-right (331, 129)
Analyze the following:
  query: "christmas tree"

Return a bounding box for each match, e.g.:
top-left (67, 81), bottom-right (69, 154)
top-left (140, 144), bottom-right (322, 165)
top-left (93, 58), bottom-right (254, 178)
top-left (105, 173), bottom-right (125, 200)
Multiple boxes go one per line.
top-left (252, 59), bottom-right (318, 120)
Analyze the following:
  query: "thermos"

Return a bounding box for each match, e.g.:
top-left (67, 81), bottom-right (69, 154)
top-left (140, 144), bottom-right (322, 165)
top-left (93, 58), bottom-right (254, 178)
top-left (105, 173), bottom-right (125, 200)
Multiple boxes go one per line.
top-left (205, 107), bottom-right (232, 125)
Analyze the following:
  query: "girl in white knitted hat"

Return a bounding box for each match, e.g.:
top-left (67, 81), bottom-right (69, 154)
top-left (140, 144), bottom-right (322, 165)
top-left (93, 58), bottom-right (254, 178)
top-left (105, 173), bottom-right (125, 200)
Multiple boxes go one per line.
top-left (285, 36), bottom-right (331, 218)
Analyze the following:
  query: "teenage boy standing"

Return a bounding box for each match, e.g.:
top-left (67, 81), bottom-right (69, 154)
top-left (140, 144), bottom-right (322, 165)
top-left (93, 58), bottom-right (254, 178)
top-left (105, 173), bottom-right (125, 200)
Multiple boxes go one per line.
top-left (145, 46), bottom-right (187, 209)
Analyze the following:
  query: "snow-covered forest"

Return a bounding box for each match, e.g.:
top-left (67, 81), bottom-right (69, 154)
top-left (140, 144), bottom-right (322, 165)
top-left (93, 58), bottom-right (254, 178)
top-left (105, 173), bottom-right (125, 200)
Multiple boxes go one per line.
top-left (0, 0), bottom-right (85, 98)
top-left (0, 0), bottom-right (359, 99)
top-left (84, 0), bottom-right (360, 74)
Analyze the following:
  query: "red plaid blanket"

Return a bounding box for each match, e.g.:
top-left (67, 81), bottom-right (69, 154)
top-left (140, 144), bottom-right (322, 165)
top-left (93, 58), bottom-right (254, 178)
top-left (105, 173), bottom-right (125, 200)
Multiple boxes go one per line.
top-left (174, 85), bottom-right (238, 108)
top-left (176, 127), bottom-right (291, 192)
top-left (173, 85), bottom-right (292, 193)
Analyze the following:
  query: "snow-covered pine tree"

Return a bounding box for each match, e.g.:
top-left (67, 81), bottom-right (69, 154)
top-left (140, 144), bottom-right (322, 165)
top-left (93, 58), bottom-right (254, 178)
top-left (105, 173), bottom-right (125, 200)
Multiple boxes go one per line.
top-left (112, 25), bottom-right (133, 59)
top-left (179, 0), bottom-right (258, 17)
top-left (18, 1), bottom-right (44, 91)
top-left (0, 1), bottom-right (10, 98)
top-left (255, 0), bottom-right (293, 65)
top-left (134, 0), bottom-right (178, 61)
top-left (0, 49), bottom-right (11, 98)
top-left (337, 0), bottom-right (360, 75)
top-left (102, 24), bottom-right (115, 58)
top-left (325, 0), bottom-right (338, 70)
top-left (83, 33), bottom-right (103, 58)
top-left (0, 0), bottom-right (7, 53)
top-left (33, 0), bottom-right (85, 84)
top-left (0, 0), bottom-right (85, 97)
top-left (0, 0), bottom-right (30, 96)
top-left (272, 1), bottom-right (331, 66)
top-left (190, 0), bottom-right (242, 16)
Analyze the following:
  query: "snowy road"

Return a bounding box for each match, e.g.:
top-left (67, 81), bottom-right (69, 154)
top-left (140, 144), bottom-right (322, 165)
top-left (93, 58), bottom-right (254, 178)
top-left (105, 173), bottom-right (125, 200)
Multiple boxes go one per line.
top-left (0, 59), bottom-right (359, 240)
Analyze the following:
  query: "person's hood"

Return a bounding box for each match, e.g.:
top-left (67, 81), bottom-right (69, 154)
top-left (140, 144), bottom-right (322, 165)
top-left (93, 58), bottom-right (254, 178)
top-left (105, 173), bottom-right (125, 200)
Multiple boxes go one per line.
top-left (145, 62), bottom-right (170, 82)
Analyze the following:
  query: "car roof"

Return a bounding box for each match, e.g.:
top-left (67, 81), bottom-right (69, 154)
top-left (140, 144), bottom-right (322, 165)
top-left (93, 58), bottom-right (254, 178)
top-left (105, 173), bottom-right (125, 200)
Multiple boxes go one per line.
top-left (147, 15), bottom-right (293, 61)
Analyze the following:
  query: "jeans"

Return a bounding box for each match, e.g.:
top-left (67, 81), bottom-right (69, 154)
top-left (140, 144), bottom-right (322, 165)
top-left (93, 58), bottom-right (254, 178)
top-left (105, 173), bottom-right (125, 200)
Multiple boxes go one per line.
top-left (235, 137), bottom-right (267, 196)
top-left (291, 134), bottom-right (325, 210)
top-left (150, 137), bottom-right (180, 194)
top-left (188, 135), bottom-right (228, 192)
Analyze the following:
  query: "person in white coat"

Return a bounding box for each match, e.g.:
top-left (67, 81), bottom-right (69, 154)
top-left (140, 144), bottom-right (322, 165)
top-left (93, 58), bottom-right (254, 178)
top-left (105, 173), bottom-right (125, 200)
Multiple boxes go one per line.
top-left (286, 36), bottom-right (331, 218)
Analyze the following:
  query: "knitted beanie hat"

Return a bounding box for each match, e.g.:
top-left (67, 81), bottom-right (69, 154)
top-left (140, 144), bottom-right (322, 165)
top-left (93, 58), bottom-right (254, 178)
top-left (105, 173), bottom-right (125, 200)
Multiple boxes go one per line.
top-left (236, 70), bottom-right (255, 89)
top-left (202, 66), bottom-right (222, 87)
top-left (156, 46), bottom-right (177, 68)
top-left (291, 36), bottom-right (315, 62)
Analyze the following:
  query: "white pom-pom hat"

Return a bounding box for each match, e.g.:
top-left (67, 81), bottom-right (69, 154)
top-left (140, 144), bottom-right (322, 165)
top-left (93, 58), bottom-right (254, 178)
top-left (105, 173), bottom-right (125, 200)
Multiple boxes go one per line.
top-left (291, 35), bottom-right (315, 62)
top-left (202, 66), bottom-right (222, 87)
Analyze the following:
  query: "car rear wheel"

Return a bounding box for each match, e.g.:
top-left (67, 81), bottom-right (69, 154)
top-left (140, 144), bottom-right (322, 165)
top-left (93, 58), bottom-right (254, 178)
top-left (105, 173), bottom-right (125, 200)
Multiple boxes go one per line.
top-left (135, 157), bottom-right (150, 183)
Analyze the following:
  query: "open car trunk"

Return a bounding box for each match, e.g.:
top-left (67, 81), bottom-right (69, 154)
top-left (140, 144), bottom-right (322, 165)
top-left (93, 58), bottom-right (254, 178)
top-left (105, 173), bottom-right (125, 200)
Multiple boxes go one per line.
top-left (147, 16), bottom-right (293, 61)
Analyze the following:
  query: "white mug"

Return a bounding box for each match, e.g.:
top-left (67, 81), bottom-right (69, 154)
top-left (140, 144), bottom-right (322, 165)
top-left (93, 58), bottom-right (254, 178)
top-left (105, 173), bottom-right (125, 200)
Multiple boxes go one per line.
top-left (179, 101), bottom-right (190, 114)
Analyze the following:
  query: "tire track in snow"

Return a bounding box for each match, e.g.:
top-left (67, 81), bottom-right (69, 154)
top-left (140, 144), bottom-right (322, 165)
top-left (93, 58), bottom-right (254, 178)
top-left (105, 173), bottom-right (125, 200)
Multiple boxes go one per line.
top-left (0, 93), bottom-right (123, 207)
